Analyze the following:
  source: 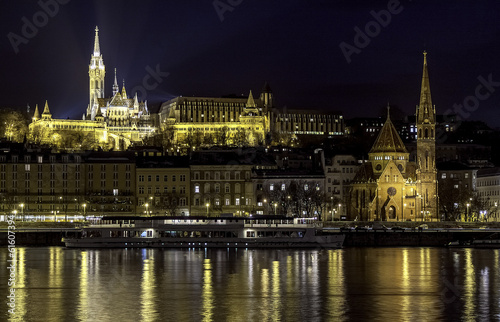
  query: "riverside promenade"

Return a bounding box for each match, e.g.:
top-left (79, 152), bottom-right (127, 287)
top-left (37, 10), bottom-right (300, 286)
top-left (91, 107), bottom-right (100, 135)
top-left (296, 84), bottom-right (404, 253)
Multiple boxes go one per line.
top-left (324, 221), bottom-right (500, 247)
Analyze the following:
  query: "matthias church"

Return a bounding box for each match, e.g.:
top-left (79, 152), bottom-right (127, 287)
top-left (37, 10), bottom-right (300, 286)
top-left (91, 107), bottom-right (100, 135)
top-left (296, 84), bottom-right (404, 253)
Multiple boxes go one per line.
top-left (29, 27), bottom-right (345, 150)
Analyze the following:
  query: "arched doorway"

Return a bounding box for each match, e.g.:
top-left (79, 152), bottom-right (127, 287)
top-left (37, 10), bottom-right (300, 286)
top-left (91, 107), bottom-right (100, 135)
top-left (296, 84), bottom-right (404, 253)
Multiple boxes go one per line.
top-left (388, 206), bottom-right (396, 220)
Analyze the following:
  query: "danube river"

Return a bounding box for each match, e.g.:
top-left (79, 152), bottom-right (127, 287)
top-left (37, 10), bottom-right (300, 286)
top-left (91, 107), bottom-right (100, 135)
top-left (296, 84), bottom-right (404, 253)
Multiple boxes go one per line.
top-left (1, 247), bottom-right (499, 321)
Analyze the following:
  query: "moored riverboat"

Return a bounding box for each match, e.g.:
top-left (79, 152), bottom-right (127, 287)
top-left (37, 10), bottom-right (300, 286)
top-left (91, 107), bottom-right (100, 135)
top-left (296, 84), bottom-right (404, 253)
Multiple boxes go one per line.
top-left (63, 216), bottom-right (345, 249)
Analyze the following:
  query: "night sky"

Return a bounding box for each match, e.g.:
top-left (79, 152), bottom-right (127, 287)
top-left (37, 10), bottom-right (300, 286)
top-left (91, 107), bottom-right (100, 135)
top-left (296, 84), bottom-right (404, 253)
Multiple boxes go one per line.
top-left (1, 0), bottom-right (500, 128)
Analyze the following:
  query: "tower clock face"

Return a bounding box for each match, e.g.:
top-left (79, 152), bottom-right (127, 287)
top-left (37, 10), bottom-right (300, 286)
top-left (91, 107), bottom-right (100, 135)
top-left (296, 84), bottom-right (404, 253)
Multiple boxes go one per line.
top-left (387, 187), bottom-right (396, 196)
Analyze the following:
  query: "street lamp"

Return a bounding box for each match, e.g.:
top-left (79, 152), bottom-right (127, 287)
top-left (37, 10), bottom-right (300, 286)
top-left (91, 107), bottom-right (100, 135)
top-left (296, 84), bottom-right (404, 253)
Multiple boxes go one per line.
top-left (145, 203), bottom-right (149, 216)
top-left (19, 203), bottom-right (24, 221)
top-left (240, 197), bottom-right (245, 216)
top-left (206, 203), bottom-right (210, 216)
top-left (83, 203), bottom-right (87, 219)
top-left (274, 202), bottom-right (278, 215)
top-left (466, 203), bottom-right (470, 222)
top-left (338, 204), bottom-right (341, 220)
top-left (13, 210), bottom-right (17, 220)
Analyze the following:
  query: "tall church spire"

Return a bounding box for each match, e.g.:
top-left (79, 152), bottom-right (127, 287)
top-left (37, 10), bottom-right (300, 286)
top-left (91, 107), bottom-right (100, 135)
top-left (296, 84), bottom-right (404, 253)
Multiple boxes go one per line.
top-left (113, 68), bottom-right (119, 96)
top-left (417, 51), bottom-right (434, 123)
top-left (93, 26), bottom-right (100, 56)
top-left (89, 26), bottom-right (105, 107)
top-left (416, 51), bottom-right (437, 221)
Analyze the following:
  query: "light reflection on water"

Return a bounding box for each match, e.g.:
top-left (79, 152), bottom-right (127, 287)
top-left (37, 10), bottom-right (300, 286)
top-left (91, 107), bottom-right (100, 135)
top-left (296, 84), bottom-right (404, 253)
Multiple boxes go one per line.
top-left (0, 247), bottom-right (499, 321)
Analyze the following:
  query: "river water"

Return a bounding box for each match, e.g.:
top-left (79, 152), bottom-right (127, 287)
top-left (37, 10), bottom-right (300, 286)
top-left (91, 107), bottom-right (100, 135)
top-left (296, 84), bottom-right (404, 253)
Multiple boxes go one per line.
top-left (1, 247), bottom-right (499, 321)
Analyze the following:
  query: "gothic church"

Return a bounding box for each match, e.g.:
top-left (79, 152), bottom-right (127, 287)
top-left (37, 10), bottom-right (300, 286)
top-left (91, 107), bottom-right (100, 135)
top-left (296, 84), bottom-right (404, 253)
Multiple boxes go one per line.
top-left (348, 52), bottom-right (438, 221)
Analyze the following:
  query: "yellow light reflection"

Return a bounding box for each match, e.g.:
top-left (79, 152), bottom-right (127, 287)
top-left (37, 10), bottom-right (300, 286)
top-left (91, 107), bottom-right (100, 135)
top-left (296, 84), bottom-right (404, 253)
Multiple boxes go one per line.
top-left (401, 249), bottom-right (410, 316)
top-left (224, 272), bottom-right (241, 320)
top-left (11, 247), bottom-right (27, 321)
top-left (78, 251), bottom-right (89, 321)
top-left (284, 255), bottom-right (295, 321)
top-left (49, 247), bottom-right (63, 318)
top-left (463, 248), bottom-right (476, 319)
top-left (271, 261), bottom-right (281, 321)
top-left (327, 250), bottom-right (345, 320)
top-left (261, 268), bottom-right (270, 321)
top-left (201, 258), bottom-right (214, 322)
top-left (141, 257), bottom-right (159, 322)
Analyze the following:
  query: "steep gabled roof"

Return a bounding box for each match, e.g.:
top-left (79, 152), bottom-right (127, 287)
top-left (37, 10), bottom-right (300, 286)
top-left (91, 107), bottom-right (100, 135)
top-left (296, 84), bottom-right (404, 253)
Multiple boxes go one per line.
top-left (352, 163), bottom-right (375, 182)
top-left (109, 91), bottom-right (125, 106)
top-left (369, 109), bottom-right (407, 154)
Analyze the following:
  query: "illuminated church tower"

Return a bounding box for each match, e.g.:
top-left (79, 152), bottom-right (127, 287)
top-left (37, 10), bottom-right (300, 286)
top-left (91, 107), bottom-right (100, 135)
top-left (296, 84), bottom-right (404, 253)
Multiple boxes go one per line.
top-left (416, 51), bottom-right (438, 220)
top-left (89, 26), bottom-right (105, 108)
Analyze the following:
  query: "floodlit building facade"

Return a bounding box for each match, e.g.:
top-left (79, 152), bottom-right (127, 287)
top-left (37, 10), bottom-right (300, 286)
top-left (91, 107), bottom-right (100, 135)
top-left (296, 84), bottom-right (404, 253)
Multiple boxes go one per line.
top-left (28, 27), bottom-right (345, 151)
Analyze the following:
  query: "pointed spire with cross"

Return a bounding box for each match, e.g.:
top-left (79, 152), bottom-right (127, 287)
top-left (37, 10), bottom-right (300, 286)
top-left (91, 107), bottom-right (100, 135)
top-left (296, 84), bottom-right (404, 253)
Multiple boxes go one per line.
top-left (93, 26), bottom-right (100, 56)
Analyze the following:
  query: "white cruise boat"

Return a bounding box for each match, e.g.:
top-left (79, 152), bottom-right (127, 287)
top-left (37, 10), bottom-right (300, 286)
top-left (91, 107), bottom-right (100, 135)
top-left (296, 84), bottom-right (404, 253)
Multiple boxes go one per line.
top-left (63, 216), bottom-right (344, 249)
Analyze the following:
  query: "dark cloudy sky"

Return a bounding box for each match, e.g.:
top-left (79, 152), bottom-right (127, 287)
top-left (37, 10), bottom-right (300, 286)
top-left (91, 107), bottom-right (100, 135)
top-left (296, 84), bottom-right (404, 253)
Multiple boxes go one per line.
top-left (1, 0), bottom-right (500, 128)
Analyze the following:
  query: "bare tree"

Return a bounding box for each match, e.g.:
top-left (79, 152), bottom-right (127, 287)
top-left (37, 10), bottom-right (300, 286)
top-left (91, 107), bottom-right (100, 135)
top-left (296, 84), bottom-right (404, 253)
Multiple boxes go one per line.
top-left (0, 109), bottom-right (29, 142)
top-left (163, 192), bottom-right (179, 216)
